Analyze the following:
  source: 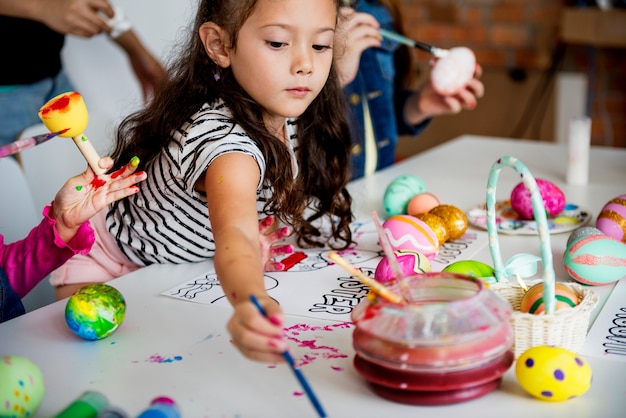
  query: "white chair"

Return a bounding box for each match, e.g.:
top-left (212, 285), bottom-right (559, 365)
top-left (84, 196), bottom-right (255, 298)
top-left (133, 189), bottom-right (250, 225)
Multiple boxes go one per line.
top-left (17, 123), bottom-right (93, 211)
top-left (0, 157), bottom-right (55, 312)
top-left (0, 156), bottom-right (39, 243)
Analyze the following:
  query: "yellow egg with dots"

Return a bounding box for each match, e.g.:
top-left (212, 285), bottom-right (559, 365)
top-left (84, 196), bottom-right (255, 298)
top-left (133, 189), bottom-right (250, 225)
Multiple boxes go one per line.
top-left (515, 346), bottom-right (592, 402)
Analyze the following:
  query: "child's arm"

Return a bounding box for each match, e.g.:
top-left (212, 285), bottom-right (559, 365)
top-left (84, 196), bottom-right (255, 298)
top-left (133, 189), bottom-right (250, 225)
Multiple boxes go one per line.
top-left (204, 153), bottom-right (288, 363)
top-left (0, 0), bottom-right (114, 38)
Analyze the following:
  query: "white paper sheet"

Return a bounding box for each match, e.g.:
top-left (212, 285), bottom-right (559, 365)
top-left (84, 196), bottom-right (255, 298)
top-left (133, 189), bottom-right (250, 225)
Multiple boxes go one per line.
top-left (580, 279), bottom-right (626, 362)
top-left (161, 221), bottom-right (489, 321)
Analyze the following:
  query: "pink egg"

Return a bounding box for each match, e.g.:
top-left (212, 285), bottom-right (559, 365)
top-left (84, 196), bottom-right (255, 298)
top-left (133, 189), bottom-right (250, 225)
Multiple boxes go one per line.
top-left (407, 192), bottom-right (441, 216)
top-left (374, 249), bottom-right (432, 283)
top-left (431, 47), bottom-right (476, 95)
top-left (510, 178), bottom-right (566, 220)
top-left (382, 215), bottom-right (440, 260)
top-left (595, 194), bottom-right (626, 243)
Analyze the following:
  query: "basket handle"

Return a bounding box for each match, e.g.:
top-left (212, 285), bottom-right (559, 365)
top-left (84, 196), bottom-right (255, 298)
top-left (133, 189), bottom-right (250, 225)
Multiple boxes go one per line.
top-left (486, 156), bottom-right (557, 314)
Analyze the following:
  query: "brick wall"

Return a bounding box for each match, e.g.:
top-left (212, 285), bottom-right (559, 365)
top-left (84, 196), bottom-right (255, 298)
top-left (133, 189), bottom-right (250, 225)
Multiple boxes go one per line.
top-left (399, 0), bottom-right (625, 147)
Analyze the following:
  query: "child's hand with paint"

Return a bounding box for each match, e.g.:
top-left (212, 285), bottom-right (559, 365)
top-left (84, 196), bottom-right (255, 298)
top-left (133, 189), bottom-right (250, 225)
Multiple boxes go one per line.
top-left (51, 156), bottom-right (147, 244)
top-left (258, 216), bottom-right (294, 272)
top-left (227, 294), bottom-right (289, 363)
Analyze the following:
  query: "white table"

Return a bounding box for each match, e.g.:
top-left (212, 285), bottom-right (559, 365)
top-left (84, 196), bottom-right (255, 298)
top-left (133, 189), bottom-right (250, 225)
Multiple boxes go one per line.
top-left (2, 135), bottom-right (625, 417)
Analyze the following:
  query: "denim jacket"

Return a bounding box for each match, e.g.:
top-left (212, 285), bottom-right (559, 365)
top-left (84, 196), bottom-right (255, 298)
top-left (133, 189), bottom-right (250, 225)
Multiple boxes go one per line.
top-left (345, 0), bottom-right (430, 179)
top-left (0, 266), bottom-right (25, 323)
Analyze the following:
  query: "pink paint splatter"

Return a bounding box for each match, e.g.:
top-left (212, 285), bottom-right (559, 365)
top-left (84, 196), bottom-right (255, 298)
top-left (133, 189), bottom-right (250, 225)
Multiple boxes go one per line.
top-left (282, 322), bottom-right (353, 368)
top-left (145, 354), bottom-right (183, 363)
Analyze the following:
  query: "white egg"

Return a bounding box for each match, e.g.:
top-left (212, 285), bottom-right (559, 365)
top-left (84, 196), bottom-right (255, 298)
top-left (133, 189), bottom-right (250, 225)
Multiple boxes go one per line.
top-left (431, 47), bottom-right (476, 95)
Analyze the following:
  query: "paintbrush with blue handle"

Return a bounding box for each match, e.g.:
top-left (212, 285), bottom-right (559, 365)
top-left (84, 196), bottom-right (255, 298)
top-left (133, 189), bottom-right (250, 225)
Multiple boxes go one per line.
top-left (249, 294), bottom-right (327, 418)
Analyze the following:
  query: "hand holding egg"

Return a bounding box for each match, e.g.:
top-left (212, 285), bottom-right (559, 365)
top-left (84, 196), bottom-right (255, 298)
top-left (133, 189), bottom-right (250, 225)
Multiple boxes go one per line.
top-left (431, 47), bottom-right (477, 96)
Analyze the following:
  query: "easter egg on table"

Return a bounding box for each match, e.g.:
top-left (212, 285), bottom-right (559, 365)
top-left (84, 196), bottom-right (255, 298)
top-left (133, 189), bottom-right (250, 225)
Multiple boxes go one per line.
top-left (382, 215), bottom-right (439, 260)
top-left (374, 249), bottom-right (432, 283)
top-left (415, 212), bottom-right (448, 247)
top-left (65, 283), bottom-right (126, 340)
top-left (563, 234), bottom-right (626, 286)
top-left (595, 194), bottom-right (626, 243)
top-left (515, 346), bottom-right (592, 402)
top-left (0, 356), bottom-right (45, 418)
top-left (428, 204), bottom-right (468, 241)
top-left (442, 260), bottom-right (495, 282)
top-left (383, 175), bottom-right (427, 216)
top-left (431, 47), bottom-right (476, 95)
top-left (510, 178), bottom-right (566, 220)
top-left (519, 282), bottom-right (580, 314)
top-left (407, 192), bottom-right (441, 217)
top-left (566, 226), bottom-right (604, 248)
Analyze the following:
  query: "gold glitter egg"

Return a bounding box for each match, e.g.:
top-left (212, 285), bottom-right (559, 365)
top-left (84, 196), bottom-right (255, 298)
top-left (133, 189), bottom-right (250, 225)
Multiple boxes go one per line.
top-left (416, 213), bottom-right (448, 246)
top-left (428, 204), bottom-right (468, 241)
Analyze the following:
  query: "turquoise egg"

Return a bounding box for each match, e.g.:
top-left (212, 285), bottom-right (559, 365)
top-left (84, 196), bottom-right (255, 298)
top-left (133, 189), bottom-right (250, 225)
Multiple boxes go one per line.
top-left (0, 356), bottom-right (45, 417)
top-left (65, 284), bottom-right (126, 340)
top-left (566, 226), bottom-right (603, 248)
top-left (564, 234), bottom-right (626, 286)
top-left (383, 175), bottom-right (427, 216)
top-left (390, 175), bottom-right (426, 195)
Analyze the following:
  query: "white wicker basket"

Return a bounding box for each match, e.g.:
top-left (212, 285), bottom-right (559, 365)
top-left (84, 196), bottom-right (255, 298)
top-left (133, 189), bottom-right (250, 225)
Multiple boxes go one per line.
top-left (484, 156), bottom-right (598, 358)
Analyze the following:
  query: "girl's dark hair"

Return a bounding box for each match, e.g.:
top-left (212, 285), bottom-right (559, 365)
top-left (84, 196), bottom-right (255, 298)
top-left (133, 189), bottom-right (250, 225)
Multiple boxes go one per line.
top-left (110, 0), bottom-right (354, 250)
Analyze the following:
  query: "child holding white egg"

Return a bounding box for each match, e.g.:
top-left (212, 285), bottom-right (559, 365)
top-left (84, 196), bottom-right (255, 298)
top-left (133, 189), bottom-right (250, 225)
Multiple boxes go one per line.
top-left (49, 0), bottom-right (355, 363)
top-left (0, 157), bottom-right (146, 322)
top-left (335, 0), bottom-right (484, 179)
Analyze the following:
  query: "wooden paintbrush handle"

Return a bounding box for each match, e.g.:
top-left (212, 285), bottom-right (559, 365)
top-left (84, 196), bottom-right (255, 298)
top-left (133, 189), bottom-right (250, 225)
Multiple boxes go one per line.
top-left (72, 134), bottom-right (106, 175)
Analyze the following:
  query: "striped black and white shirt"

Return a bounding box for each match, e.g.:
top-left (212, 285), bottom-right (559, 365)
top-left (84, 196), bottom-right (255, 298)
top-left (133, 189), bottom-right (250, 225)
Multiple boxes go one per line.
top-left (106, 100), bottom-right (298, 266)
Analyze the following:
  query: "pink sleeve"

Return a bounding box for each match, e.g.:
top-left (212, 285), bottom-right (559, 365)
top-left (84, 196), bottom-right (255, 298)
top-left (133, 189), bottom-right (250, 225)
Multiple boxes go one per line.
top-left (0, 205), bottom-right (96, 298)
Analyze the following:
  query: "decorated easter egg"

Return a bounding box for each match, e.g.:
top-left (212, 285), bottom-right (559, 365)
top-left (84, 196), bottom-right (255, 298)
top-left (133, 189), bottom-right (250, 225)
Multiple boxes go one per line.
top-left (415, 212), bottom-right (448, 246)
top-left (515, 346), bottom-right (592, 402)
top-left (442, 260), bottom-right (495, 282)
top-left (519, 282), bottom-right (580, 314)
top-left (428, 204), bottom-right (468, 241)
top-left (65, 284), bottom-right (126, 340)
top-left (510, 179), bottom-right (566, 220)
top-left (431, 47), bottom-right (476, 95)
top-left (382, 215), bottom-right (439, 260)
top-left (383, 175), bottom-right (427, 216)
top-left (391, 174), bottom-right (427, 195)
top-left (0, 356), bottom-right (45, 417)
top-left (374, 249), bottom-right (432, 283)
top-left (595, 194), bottom-right (626, 243)
top-left (566, 226), bottom-right (604, 248)
top-left (563, 234), bottom-right (626, 286)
top-left (407, 192), bottom-right (441, 216)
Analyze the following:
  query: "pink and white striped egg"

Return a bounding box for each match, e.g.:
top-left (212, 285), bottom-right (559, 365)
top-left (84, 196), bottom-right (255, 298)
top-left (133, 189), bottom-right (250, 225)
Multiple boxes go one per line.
top-left (563, 234), bottom-right (626, 286)
top-left (382, 215), bottom-right (440, 260)
top-left (596, 194), bottom-right (626, 243)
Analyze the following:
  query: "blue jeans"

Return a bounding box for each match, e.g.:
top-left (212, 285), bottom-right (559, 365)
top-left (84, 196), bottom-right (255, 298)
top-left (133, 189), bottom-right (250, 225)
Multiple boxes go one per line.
top-left (0, 70), bottom-right (75, 147)
top-left (0, 266), bottom-right (25, 323)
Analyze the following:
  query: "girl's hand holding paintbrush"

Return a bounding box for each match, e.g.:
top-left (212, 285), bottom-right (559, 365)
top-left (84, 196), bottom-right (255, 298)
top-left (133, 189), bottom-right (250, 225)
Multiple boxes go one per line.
top-left (227, 294), bottom-right (289, 363)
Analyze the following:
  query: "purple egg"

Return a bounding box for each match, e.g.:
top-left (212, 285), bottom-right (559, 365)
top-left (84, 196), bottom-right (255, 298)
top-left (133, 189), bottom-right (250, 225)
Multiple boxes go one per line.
top-left (595, 194), bottom-right (626, 243)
